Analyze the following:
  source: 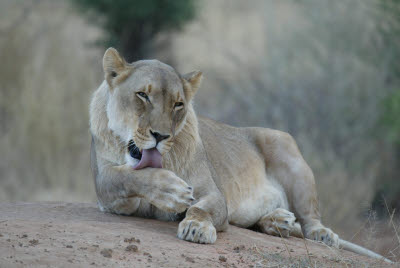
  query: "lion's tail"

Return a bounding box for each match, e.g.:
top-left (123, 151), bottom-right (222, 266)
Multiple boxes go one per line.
top-left (290, 223), bottom-right (393, 263)
top-left (339, 239), bottom-right (393, 264)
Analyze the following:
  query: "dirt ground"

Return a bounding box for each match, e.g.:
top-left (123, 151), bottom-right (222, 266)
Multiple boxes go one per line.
top-left (0, 202), bottom-right (396, 267)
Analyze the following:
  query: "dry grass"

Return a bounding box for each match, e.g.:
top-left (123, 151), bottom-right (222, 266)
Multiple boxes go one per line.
top-left (250, 243), bottom-right (367, 268)
top-left (350, 199), bottom-right (400, 262)
top-left (0, 0), bottom-right (103, 202)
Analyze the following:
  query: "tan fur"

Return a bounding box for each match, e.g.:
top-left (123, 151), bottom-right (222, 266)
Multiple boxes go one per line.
top-left (89, 48), bottom-right (392, 262)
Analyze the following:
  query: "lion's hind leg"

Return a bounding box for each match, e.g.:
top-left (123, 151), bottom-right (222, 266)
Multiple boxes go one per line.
top-left (256, 208), bottom-right (302, 238)
top-left (251, 128), bottom-right (339, 247)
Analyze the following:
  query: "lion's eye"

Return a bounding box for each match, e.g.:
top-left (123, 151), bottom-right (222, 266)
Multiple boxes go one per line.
top-left (174, 102), bottom-right (184, 110)
top-left (136, 92), bottom-right (149, 101)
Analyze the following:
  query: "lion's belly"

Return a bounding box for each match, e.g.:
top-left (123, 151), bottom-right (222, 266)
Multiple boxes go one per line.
top-left (227, 173), bottom-right (289, 228)
top-left (205, 137), bottom-right (289, 228)
top-left (199, 117), bottom-right (290, 227)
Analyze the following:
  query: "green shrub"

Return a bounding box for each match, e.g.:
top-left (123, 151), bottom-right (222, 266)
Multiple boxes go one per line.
top-left (71, 0), bottom-right (196, 61)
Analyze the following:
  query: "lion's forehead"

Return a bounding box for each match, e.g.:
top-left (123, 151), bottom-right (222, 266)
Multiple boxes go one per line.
top-left (123, 61), bottom-right (183, 94)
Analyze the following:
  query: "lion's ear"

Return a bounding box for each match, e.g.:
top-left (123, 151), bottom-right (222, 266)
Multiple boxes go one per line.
top-left (182, 71), bottom-right (203, 100)
top-left (103, 47), bottom-right (128, 88)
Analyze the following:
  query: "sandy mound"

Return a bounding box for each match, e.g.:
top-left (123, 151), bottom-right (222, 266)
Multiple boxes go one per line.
top-left (0, 202), bottom-right (393, 267)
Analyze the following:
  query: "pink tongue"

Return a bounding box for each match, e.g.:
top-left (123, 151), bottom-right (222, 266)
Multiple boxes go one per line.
top-left (133, 148), bottom-right (162, 170)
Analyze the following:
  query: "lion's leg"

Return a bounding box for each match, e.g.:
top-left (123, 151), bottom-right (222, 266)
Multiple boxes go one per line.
top-left (254, 129), bottom-right (339, 247)
top-left (256, 208), bottom-right (302, 238)
top-left (285, 168), bottom-right (339, 247)
top-left (177, 193), bottom-right (228, 244)
top-left (286, 166), bottom-right (339, 247)
top-left (92, 144), bottom-right (194, 218)
top-left (99, 197), bottom-right (141, 215)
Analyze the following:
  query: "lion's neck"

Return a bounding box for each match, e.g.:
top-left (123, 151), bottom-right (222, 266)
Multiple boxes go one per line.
top-left (163, 106), bottom-right (200, 174)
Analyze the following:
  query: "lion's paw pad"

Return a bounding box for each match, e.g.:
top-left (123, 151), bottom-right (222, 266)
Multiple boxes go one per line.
top-left (307, 226), bottom-right (339, 247)
top-left (258, 208), bottom-right (297, 238)
top-left (177, 219), bottom-right (216, 244)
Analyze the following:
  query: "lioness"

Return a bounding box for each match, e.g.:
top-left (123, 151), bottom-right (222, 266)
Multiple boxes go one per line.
top-left (90, 48), bottom-right (391, 262)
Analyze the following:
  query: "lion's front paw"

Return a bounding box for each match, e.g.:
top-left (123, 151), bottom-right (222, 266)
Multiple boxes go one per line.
top-left (306, 225), bottom-right (339, 247)
top-left (177, 219), bottom-right (217, 244)
top-left (148, 170), bottom-right (194, 213)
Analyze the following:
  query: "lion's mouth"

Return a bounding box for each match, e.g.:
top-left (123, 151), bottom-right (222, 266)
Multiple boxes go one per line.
top-left (128, 140), bottom-right (162, 170)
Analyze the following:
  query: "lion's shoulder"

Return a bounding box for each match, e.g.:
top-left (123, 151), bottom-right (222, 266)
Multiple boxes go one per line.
top-left (89, 81), bottom-right (126, 164)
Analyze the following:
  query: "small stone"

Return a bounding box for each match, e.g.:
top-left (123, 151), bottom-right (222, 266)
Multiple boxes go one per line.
top-left (185, 256), bottom-right (195, 263)
top-left (233, 245), bottom-right (245, 253)
top-left (124, 237), bottom-right (140, 243)
top-left (290, 249), bottom-right (294, 252)
top-left (219, 255), bottom-right (227, 262)
top-left (29, 239), bottom-right (39, 246)
top-left (21, 234), bottom-right (28, 238)
top-left (66, 245), bottom-right (73, 248)
top-left (125, 245), bottom-right (138, 252)
top-left (100, 248), bottom-right (113, 258)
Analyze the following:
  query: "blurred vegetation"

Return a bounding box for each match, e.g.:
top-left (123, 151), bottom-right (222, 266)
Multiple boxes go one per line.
top-left (0, 0), bottom-right (102, 202)
top-left (371, 0), bottom-right (400, 215)
top-left (382, 90), bottom-right (400, 145)
top-left (71, 0), bottom-right (196, 61)
top-left (379, 0), bottom-right (400, 145)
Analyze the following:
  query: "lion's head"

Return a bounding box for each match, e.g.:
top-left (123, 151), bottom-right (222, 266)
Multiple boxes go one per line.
top-left (102, 48), bottom-right (202, 169)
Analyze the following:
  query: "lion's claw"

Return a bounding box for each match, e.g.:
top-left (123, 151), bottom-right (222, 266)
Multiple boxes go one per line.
top-left (178, 219), bottom-right (216, 244)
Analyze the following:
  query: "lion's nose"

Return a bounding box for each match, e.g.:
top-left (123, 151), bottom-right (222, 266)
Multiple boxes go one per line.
top-left (150, 130), bottom-right (170, 144)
